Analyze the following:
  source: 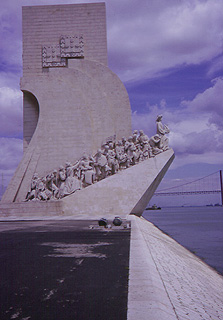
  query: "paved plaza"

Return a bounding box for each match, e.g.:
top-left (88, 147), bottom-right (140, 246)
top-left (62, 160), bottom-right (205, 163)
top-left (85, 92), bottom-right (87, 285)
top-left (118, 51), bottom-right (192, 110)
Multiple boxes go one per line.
top-left (0, 220), bottom-right (130, 320)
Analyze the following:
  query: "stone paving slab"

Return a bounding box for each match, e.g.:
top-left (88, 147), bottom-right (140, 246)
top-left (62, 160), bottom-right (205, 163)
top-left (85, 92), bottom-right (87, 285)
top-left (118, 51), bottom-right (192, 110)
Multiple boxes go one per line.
top-left (128, 216), bottom-right (223, 320)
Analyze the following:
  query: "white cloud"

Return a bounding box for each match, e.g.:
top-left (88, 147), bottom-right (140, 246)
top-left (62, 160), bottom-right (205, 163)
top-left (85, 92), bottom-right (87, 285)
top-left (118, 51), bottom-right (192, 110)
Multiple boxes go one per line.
top-left (207, 56), bottom-right (223, 77)
top-left (0, 137), bottom-right (23, 187)
top-left (0, 72), bottom-right (20, 89)
top-left (171, 151), bottom-right (223, 171)
top-left (132, 77), bottom-right (223, 166)
top-left (1, 0), bottom-right (223, 82)
top-left (0, 86), bottom-right (23, 136)
top-left (184, 77), bottom-right (223, 129)
top-left (0, 3), bottom-right (22, 71)
top-left (107, 0), bottom-right (223, 81)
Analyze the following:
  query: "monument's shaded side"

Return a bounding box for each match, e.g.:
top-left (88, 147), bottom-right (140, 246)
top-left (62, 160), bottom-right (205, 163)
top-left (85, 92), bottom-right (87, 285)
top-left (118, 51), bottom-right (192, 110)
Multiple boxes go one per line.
top-left (1, 2), bottom-right (174, 218)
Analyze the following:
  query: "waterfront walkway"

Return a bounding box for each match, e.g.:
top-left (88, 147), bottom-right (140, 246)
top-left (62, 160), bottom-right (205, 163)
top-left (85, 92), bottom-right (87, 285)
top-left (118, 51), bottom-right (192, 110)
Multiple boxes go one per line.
top-left (128, 216), bottom-right (223, 320)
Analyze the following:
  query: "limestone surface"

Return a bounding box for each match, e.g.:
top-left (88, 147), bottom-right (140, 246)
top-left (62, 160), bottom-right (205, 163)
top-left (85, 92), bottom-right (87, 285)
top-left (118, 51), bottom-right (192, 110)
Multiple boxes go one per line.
top-left (60, 149), bottom-right (175, 217)
top-left (128, 216), bottom-right (223, 320)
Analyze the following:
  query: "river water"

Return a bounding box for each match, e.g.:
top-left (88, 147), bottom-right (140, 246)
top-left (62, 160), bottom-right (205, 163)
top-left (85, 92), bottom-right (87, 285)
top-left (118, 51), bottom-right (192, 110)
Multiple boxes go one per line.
top-left (143, 206), bottom-right (223, 275)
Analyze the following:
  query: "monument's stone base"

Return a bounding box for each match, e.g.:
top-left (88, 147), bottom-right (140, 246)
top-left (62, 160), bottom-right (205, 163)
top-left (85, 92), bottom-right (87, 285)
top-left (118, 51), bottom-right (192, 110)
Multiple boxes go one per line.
top-left (0, 201), bottom-right (64, 220)
top-left (0, 149), bottom-right (174, 219)
top-left (62, 149), bottom-right (174, 217)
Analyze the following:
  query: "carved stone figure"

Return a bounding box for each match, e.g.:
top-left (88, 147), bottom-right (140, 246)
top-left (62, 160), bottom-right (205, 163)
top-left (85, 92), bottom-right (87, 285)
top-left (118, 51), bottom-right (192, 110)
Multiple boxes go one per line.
top-left (63, 162), bottom-right (81, 196)
top-left (25, 121), bottom-right (172, 201)
top-left (36, 177), bottom-right (52, 201)
top-left (149, 135), bottom-right (163, 155)
top-left (135, 144), bottom-right (144, 162)
top-left (57, 166), bottom-right (67, 198)
top-left (142, 141), bottom-right (154, 160)
top-left (122, 137), bottom-right (127, 151)
top-left (115, 140), bottom-right (124, 158)
top-left (115, 140), bottom-right (129, 169)
top-left (118, 153), bottom-right (130, 170)
top-left (156, 115), bottom-right (170, 151)
top-left (101, 143), bottom-right (109, 156)
top-left (107, 148), bottom-right (118, 174)
top-left (46, 170), bottom-right (59, 199)
top-left (138, 130), bottom-right (149, 146)
top-left (94, 149), bottom-right (109, 180)
top-left (79, 155), bottom-right (95, 187)
top-left (126, 136), bottom-right (137, 165)
top-left (25, 173), bottom-right (39, 201)
top-left (132, 130), bottom-right (139, 145)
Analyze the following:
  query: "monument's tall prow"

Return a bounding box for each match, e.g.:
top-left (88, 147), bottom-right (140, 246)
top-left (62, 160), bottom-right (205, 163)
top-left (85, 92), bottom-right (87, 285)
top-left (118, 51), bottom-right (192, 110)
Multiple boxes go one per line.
top-left (1, 3), bottom-right (174, 218)
top-left (2, 3), bottom-right (132, 203)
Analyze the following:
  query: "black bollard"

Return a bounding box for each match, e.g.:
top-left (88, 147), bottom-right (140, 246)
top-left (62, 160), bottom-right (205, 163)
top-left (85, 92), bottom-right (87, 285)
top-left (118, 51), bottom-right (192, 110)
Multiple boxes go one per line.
top-left (98, 218), bottom-right (108, 228)
top-left (113, 216), bottom-right (122, 226)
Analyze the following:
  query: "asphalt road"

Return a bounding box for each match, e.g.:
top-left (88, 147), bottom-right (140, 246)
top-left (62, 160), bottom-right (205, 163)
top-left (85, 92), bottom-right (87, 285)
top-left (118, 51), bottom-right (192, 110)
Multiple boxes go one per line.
top-left (0, 220), bottom-right (131, 320)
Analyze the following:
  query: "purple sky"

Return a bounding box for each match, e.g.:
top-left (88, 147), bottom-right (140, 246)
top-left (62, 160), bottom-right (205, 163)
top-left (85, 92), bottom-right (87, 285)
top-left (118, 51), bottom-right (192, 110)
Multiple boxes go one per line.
top-left (1, 0), bottom-right (223, 201)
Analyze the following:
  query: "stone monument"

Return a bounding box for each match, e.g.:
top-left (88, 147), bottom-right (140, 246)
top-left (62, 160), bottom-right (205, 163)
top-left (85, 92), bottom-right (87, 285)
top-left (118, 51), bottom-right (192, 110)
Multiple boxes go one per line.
top-left (0, 3), bottom-right (174, 218)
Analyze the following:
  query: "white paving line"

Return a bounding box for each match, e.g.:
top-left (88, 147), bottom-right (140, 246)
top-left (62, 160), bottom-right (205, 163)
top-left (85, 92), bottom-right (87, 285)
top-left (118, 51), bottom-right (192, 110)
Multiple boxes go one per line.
top-left (127, 215), bottom-right (223, 320)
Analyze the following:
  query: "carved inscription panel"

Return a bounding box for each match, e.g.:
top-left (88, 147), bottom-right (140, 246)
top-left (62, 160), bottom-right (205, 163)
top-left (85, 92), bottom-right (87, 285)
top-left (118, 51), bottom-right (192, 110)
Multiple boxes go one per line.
top-left (42, 35), bottom-right (84, 68)
top-left (60, 35), bottom-right (84, 58)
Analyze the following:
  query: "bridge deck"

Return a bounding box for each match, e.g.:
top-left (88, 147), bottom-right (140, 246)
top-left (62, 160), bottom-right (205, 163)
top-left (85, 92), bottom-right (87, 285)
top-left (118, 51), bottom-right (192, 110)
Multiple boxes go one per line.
top-left (154, 190), bottom-right (221, 196)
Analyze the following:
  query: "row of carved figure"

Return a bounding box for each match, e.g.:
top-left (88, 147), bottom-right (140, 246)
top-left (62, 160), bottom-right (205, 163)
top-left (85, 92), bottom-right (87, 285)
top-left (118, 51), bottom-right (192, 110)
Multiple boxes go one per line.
top-left (25, 115), bottom-right (170, 201)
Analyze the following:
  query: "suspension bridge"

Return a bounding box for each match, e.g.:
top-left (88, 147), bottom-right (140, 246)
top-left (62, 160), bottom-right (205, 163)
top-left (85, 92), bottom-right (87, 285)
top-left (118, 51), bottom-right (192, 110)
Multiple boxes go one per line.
top-left (154, 170), bottom-right (223, 206)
